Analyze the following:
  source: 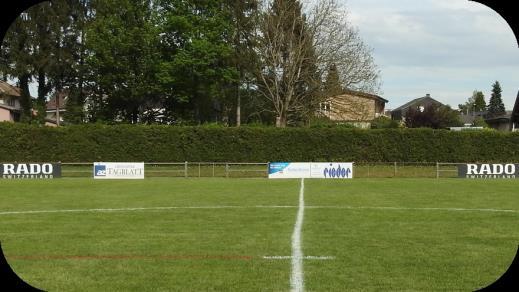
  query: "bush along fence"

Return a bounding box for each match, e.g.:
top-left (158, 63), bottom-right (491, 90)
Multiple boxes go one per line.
top-left (0, 123), bottom-right (518, 163)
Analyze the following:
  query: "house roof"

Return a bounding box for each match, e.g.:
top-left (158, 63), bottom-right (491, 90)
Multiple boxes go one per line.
top-left (46, 90), bottom-right (68, 110)
top-left (511, 90), bottom-right (519, 123)
top-left (340, 89), bottom-right (388, 103)
top-left (392, 94), bottom-right (444, 112)
top-left (0, 103), bottom-right (21, 112)
top-left (0, 81), bottom-right (21, 97)
top-left (485, 111), bottom-right (512, 123)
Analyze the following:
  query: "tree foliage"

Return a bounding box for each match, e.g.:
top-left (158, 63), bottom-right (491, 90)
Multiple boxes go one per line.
top-left (487, 81), bottom-right (506, 118)
top-left (255, 0), bottom-right (380, 127)
top-left (1, 0), bottom-right (379, 127)
top-left (323, 64), bottom-right (342, 97)
top-left (85, 0), bottom-right (162, 123)
top-left (458, 90), bottom-right (486, 114)
top-left (405, 104), bottom-right (462, 129)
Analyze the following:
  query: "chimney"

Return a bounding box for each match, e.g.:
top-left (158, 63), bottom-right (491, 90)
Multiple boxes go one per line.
top-left (426, 94), bottom-right (430, 98)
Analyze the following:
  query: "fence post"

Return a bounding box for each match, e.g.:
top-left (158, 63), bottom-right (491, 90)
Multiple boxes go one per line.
top-left (436, 162), bottom-right (439, 179)
top-left (198, 162), bottom-right (201, 177)
top-left (394, 162), bottom-right (397, 178)
top-left (184, 161), bottom-right (188, 178)
top-left (212, 163), bottom-right (215, 177)
top-left (225, 163), bottom-right (229, 178)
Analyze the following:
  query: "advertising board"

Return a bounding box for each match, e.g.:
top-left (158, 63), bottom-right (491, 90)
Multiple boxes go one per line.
top-left (0, 163), bottom-right (61, 179)
top-left (93, 162), bottom-right (145, 179)
top-left (268, 162), bottom-right (353, 179)
top-left (458, 164), bottom-right (519, 179)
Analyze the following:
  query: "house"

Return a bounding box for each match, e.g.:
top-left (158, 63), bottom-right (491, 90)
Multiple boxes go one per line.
top-left (391, 94), bottom-right (444, 121)
top-left (459, 111), bottom-right (486, 127)
top-left (45, 90), bottom-right (68, 126)
top-left (318, 89), bottom-right (388, 128)
top-left (0, 81), bottom-right (23, 122)
top-left (510, 91), bottom-right (519, 132)
top-left (485, 111), bottom-right (513, 132)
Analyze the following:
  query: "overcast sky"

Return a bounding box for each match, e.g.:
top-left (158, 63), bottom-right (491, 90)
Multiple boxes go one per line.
top-left (342, 0), bottom-right (519, 110)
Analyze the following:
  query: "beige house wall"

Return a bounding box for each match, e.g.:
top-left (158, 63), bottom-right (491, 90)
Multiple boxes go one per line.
top-left (0, 107), bottom-right (13, 122)
top-left (327, 93), bottom-right (376, 122)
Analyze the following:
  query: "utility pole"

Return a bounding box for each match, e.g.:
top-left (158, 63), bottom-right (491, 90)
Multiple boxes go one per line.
top-left (56, 93), bottom-right (60, 126)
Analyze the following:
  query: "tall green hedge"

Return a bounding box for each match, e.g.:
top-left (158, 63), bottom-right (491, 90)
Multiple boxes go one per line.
top-left (1, 123), bottom-right (518, 163)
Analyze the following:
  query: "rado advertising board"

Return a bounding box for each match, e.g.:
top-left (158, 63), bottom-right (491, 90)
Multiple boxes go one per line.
top-left (458, 164), bottom-right (519, 179)
top-left (0, 163), bottom-right (61, 179)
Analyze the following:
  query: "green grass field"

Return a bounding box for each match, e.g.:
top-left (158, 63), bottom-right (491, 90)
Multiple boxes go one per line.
top-left (1, 178), bottom-right (518, 291)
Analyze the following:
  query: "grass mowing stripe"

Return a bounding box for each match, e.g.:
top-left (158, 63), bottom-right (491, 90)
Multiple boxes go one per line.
top-left (291, 178), bottom-right (305, 292)
top-left (7, 254), bottom-right (254, 260)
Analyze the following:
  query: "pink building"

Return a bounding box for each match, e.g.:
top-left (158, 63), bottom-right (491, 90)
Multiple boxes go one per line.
top-left (0, 81), bottom-right (22, 122)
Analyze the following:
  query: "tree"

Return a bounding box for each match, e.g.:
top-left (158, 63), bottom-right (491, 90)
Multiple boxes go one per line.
top-left (1, 10), bottom-right (35, 122)
top-left (487, 81), bottom-right (505, 118)
top-left (458, 90), bottom-right (485, 115)
top-left (323, 63), bottom-right (342, 97)
top-left (255, 0), bottom-right (380, 127)
top-left (311, 1), bottom-right (380, 94)
top-left (227, 0), bottom-right (259, 126)
top-left (405, 104), bottom-right (462, 129)
top-left (473, 91), bottom-right (486, 112)
top-left (0, 0), bottom-right (93, 125)
top-left (472, 116), bottom-right (489, 128)
top-left (254, 0), bottom-right (315, 127)
top-left (156, 0), bottom-right (238, 125)
top-left (85, 0), bottom-right (163, 123)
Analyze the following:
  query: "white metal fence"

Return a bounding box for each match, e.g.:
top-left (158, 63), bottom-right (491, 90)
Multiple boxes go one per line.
top-left (56, 162), bottom-right (482, 178)
top-left (61, 162), bottom-right (269, 178)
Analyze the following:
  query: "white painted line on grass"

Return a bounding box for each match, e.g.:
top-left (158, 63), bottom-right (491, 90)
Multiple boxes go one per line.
top-left (290, 178), bottom-right (305, 292)
top-left (0, 206), bottom-right (244, 215)
top-left (0, 205), bottom-right (298, 216)
top-left (306, 205), bottom-right (519, 214)
top-left (263, 256), bottom-right (335, 260)
top-left (1, 205), bottom-right (517, 216)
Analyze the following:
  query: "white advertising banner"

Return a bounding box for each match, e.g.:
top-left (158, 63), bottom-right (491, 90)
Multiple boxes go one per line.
top-left (268, 162), bottom-right (353, 179)
top-left (93, 162), bottom-right (145, 179)
top-left (310, 163), bottom-right (353, 179)
top-left (268, 162), bottom-right (311, 179)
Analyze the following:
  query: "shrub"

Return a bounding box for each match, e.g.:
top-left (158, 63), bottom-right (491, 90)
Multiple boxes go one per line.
top-left (371, 116), bottom-right (400, 129)
top-left (0, 123), bottom-right (517, 163)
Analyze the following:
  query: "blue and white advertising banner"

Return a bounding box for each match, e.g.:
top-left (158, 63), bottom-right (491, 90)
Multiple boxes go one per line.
top-left (268, 162), bottom-right (353, 179)
top-left (93, 162), bottom-right (145, 179)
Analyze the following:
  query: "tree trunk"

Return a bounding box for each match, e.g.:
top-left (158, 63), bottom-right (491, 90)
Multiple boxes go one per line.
top-left (37, 70), bottom-right (49, 106)
top-left (19, 74), bottom-right (32, 122)
top-left (236, 84), bottom-right (241, 127)
top-left (276, 114), bottom-right (287, 127)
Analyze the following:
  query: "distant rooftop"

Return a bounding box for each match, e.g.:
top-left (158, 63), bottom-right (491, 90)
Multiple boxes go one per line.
top-left (0, 81), bottom-right (21, 97)
top-left (392, 94), bottom-right (442, 112)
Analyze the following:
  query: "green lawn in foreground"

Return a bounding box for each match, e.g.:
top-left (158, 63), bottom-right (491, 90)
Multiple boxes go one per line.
top-left (303, 179), bottom-right (519, 291)
top-left (0, 178), bottom-right (518, 291)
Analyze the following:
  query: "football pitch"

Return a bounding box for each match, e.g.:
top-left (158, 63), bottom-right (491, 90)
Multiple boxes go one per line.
top-left (1, 178), bottom-right (518, 291)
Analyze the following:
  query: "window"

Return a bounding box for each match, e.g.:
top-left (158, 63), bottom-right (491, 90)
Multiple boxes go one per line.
top-left (7, 98), bottom-right (15, 107)
top-left (319, 101), bottom-right (331, 117)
